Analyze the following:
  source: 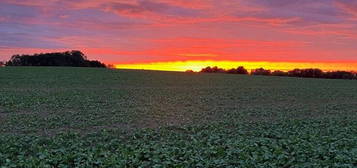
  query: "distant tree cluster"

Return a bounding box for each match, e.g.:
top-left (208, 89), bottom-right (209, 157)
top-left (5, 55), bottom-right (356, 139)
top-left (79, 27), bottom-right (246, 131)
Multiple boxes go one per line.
top-left (251, 68), bottom-right (271, 76)
top-left (5, 50), bottom-right (106, 68)
top-left (197, 66), bottom-right (357, 80)
top-left (200, 66), bottom-right (249, 74)
top-left (287, 68), bottom-right (356, 79)
top-left (0, 61), bottom-right (4, 67)
top-left (227, 66), bottom-right (249, 74)
top-left (200, 66), bottom-right (226, 73)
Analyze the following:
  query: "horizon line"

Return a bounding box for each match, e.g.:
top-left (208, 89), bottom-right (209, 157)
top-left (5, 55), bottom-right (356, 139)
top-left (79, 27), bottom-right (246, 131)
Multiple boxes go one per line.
top-left (114, 60), bottom-right (357, 72)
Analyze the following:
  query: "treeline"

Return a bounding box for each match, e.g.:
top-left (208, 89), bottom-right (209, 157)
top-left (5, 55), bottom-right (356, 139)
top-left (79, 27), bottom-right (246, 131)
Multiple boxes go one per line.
top-left (5, 50), bottom-right (106, 68)
top-left (198, 66), bottom-right (357, 80)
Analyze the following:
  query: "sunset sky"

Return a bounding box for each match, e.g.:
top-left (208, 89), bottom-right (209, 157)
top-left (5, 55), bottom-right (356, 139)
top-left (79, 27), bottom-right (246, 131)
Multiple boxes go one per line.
top-left (1, 0), bottom-right (357, 71)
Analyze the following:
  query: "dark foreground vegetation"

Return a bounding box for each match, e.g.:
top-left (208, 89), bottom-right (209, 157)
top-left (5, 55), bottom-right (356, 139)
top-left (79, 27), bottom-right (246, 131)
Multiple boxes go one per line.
top-left (199, 66), bottom-right (357, 80)
top-left (0, 67), bottom-right (356, 167)
top-left (4, 50), bottom-right (106, 68)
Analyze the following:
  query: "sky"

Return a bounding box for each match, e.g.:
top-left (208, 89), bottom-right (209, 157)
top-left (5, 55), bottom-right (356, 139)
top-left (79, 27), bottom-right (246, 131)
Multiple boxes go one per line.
top-left (0, 0), bottom-right (357, 71)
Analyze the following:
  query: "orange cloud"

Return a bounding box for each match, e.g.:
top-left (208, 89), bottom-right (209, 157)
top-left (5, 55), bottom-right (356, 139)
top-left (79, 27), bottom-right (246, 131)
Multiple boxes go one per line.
top-left (178, 53), bottom-right (218, 57)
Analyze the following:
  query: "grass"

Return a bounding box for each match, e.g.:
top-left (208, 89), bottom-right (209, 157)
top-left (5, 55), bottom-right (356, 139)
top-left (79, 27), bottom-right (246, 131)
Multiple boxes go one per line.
top-left (0, 67), bottom-right (356, 167)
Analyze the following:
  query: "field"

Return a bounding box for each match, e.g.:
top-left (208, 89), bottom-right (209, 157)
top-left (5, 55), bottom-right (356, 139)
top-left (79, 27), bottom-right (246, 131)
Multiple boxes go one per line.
top-left (0, 67), bottom-right (356, 167)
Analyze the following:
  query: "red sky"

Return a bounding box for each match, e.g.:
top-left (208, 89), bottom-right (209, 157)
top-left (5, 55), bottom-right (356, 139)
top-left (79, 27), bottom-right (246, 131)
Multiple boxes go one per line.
top-left (0, 0), bottom-right (357, 71)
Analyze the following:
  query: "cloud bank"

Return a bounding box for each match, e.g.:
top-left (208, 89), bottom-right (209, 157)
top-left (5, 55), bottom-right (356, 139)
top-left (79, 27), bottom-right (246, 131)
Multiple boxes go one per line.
top-left (0, 0), bottom-right (357, 64)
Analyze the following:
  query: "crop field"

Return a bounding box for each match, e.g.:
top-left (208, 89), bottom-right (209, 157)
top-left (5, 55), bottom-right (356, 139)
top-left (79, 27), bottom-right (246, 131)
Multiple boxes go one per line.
top-left (0, 67), bottom-right (356, 167)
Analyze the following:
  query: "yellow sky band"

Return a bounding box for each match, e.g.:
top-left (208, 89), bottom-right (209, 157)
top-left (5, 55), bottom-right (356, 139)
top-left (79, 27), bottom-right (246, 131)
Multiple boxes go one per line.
top-left (115, 61), bottom-right (357, 72)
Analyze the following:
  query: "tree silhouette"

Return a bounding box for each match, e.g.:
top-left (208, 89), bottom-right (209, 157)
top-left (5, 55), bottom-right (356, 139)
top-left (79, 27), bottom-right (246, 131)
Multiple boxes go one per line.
top-left (288, 68), bottom-right (324, 78)
top-left (227, 66), bottom-right (249, 74)
top-left (5, 50), bottom-right (106, 68)
top-left (271, 70), bottom-right (288, 76)
top-left (251, 68), bottom-right (271, 76)
top-left (106, 64), bottom-right (116, 69)
top-left (201, 66), bottom-right (248, 74)
top-left (200, 66), bottom-right (225, 73)
top-left (197, 66), bottom-right (356, 80)
top-left (324, 71), bottom-right (355, 79)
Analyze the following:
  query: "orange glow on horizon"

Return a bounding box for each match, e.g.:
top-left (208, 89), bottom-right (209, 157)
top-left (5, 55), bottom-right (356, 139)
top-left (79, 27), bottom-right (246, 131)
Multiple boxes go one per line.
top-left (115, 61), bottom-right (357, 72)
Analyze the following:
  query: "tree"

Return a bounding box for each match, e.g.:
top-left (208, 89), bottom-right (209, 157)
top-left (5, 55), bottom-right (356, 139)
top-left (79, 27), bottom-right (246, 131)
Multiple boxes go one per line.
top-left (0, 61), bottom-right (4, 67)
top-left (86, 60), bottom-right (106, 67)
top-left (226, 66), bottom-right (249, 74)
top-left (197, 66), bottom-right (355, 80)
top-left (272, 70), bottom-right (288, 76)
top-left (200, 66), bottom-right (213, 73)
top-left (324, 71), bottom-right (355, 80)
top-left (5, 50), bottom-right (106, 68)
top-left (288, 68), bottom-right (324, 78)
top-left (251, 68), bottom-right (271, 76)
top-left (106, 64), bottom-right (116, 69)
top-left (200, 66), bottom-right (225, 73)
top-left (301, 69), bottom-right (323, 78)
